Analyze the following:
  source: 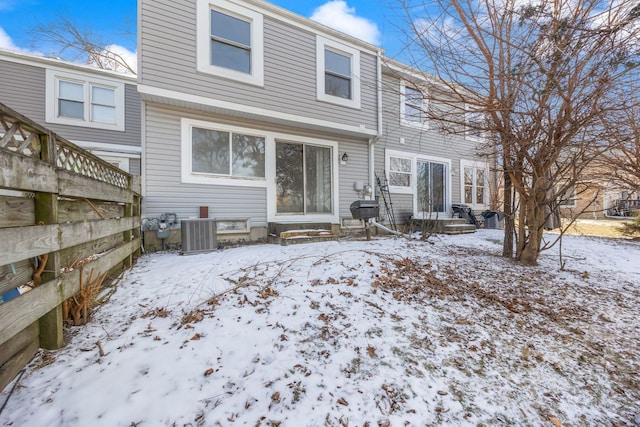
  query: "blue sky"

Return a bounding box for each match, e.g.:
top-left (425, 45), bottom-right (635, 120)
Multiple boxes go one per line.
top-left (0, 0), bottom-right (411, 65)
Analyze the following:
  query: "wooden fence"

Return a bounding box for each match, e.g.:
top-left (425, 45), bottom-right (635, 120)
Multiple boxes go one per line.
top-left (0, 102), bottom-right (141, 391)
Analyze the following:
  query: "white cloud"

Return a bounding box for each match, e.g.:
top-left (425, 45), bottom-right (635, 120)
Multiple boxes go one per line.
top-left (310, 1), bottom-right (380, 45)
top-left (105, 44), bottom-right (138, 74)
top-left (87, 44), bottom-right (138, 74)
top-left (0, 26), bottom-right (18, 50)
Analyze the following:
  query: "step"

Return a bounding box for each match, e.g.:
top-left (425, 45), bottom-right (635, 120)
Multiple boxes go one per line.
top-left (443, 224), bottom-right (477, 235)
top-left (268, 228), bottom-right (338, 246)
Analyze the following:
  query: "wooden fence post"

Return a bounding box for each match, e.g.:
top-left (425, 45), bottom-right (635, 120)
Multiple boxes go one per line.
top-left (35, 132), bottom-right (64, 350)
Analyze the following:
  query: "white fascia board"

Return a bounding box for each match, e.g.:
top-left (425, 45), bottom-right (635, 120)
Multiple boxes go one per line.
top-left (137, 84), bottom-right (378, 138)
top-left (0, 48), bottom-right (136, 83)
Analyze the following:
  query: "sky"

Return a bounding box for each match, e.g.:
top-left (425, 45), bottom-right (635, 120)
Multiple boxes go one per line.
top-left (1, 229), bottom-right (639, 425)
top-left (0, 0), bottom-right (412, 68)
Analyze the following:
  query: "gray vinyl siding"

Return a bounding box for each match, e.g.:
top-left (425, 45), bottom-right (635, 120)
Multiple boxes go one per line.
top-left (0, 59), bottom-right (140, 147)
top-left (144, 104), bottom-right (268, 224)
top-left (144, 103), bottom-right (370, 225)
top-left (337, 139), bottom-right (369, 219)
top-left (129, 159), bottom-right (141, 176)
top-left (139, 0), bottom-right (378, 133)
top-left (376, 72), bottom-right (488, 215)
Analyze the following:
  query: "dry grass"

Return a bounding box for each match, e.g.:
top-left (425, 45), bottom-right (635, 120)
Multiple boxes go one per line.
top-left (555, 218), bottom-right (634, 239)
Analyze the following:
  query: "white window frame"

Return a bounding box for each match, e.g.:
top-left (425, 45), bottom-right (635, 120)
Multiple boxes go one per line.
top-left (460, 159), bottom-right (489, 209)
top-left (197, 0), bottom-right (264, 87)
top-left (385, 149), bottom-right (452, 216)
top-left (385, 150), bottom-right (414, 194)
top-left (181, 118), bottom-right (267, 186)
top-left (316, 36), bottom-right (361, 109)
top-left (45, 69), bottom-right (125, 131)
top-left (414, 155), bottom-right (451, 217)
top-left (465, 105), bottom-right (486, 142)
top-left (400, 80), bottom-right (428, 129)
top-left (558, 183), bottom-right (577, 207)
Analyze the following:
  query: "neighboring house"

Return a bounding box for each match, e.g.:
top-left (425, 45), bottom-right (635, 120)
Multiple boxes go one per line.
top-left (138, 0), bottom-right (494, 243)
top-left (557, 162), bottom-right (640, 220)
top-left (0, 48), bottom-right (141, 174)
top-left (375, 60), bottom-right (493, 225)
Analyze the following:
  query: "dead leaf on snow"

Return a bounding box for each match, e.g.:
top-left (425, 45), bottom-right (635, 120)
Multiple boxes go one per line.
top-left (182, 309), bottom-right (204, 325)
top-left (367, 345), bottom-right (377, 357)
top-left (548, 415), bottom-right (562, 426)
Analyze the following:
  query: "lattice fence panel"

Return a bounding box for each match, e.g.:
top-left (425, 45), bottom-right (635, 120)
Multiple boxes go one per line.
top-left (56, 143), bottom-right (129, 188)
top-left (0, 114), bottom-right (42, 158)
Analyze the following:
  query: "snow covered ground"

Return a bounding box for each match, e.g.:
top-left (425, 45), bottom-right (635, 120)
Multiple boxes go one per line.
top-left (1, 230), bottom-right (639, 426)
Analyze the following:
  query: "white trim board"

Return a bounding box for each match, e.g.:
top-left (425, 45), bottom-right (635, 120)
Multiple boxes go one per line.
top-left (138, 84), bottom-right (377, 138)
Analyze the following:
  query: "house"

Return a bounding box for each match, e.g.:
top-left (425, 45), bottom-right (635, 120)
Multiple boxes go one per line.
top-left (376, 60), bottom-right (493, 227)
top-left (557, 160), bottom-right (640, 220)
top-left (0, 48), bottom-right (141, 174)
top-left (137, 0), bottom-right (494, 245)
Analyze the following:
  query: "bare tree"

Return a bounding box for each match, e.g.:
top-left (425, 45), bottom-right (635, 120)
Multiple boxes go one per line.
top-left (397, 0), bottom-right (640, 265)
top-left (600, 101), bottom-right (640, 196)
top-left (30, 16), bottom-right (136, 74)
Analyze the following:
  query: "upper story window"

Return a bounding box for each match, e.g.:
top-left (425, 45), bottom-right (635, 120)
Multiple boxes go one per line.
top-left (197, 0), bottom-right (264, 86)
top-left (401, 81), bottom-right (428, 128)
top-left (465, 106), bottom-right (486, 141)
top-left (325, 49), bottom-right (351, 99)
top-left (45, 69), bottom-right (125, 131)
top-left (316, 36), bottom-right (361, 109)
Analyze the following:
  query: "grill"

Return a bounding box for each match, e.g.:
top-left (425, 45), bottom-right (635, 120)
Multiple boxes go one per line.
top-left (350, 200), bottom-right (380, 220)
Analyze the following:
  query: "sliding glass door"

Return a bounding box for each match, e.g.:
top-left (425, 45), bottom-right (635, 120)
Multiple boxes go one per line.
top-left (417, 160), bottom-right (447, 213)
top-left (276, 141), bottom-right (332, 215)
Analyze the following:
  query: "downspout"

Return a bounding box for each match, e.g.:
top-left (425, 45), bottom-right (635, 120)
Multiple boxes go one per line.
top-left (369, 50), bottom-right (405, 238)
top-left (368, 49), bottom-right (384, 200)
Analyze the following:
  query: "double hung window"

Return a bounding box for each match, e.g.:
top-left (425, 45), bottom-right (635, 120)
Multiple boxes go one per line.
top-left (316, 36), bottom-right (361, 109)
top-left (401, 82), bottom-right (428, 127)
top-left (461, 160), bottom-right (488, 207)
top-left (324, 49), bottom-right (351, 99)
top-left (197, 0), bottom-right (264, 86)
top-left (46, 69), bottom-right (124, 131)
top-left (465, 107), bottom-right (486, 141)
top-left (210, 10), bottom-right (252, 74)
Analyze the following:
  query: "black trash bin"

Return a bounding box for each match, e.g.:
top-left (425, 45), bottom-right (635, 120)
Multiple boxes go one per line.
top-left (481, 210), bottom-right (504, 229)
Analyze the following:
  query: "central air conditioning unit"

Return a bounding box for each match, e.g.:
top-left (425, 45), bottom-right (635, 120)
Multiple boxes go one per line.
top-left (181, 219), bottom-right (217, 254)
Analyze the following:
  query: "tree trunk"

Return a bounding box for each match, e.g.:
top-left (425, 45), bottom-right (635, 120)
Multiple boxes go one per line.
top-left (517, 191), bottom-right (547, 266)
top-left (502, 172), bottom-right (514, 258)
